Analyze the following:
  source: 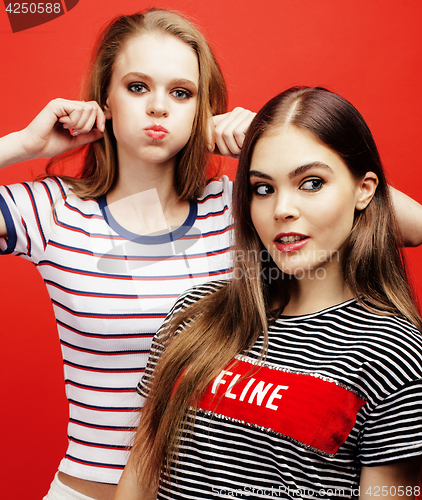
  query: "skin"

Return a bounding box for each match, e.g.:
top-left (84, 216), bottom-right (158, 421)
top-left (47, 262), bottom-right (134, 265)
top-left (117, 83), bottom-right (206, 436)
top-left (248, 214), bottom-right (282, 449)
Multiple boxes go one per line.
top-left (249, 124), bottom-right (422, 494)
top-left (113, 125), bottom-right (422, 500)
top-left (249, 125), bottom-right (377, 315)
top-left (102, 32), bottom-right (200, 234)
top-left (0, 29), bottom-right (255, 500)
top-left (104, 32), bottom-right (199, 190)
top-left (0, 39), bottom-right (421, 499)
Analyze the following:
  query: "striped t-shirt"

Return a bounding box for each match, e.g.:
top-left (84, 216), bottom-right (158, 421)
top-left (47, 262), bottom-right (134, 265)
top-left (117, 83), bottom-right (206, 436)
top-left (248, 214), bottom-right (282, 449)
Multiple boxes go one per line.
top-left (0, 176), bottom-right (233, 484)
top-left (139, 282), bottom-right (422, 499)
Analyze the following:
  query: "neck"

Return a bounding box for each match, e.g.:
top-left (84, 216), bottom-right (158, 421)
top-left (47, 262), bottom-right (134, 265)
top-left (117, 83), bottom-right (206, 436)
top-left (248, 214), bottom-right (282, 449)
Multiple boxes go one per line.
top-left (106, 155), bottom-right (189, 236)
top-left (108, 155), bottom-right (178, 208)
top-left (281, 262), bottom-right (354, 317)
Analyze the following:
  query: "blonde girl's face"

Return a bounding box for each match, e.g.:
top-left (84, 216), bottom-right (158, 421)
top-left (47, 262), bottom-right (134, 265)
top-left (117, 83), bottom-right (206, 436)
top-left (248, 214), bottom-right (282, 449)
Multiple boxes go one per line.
top-left (249, 125), bottom-right (377, 281)
top-left (104, 32), bottom-right (199, 168)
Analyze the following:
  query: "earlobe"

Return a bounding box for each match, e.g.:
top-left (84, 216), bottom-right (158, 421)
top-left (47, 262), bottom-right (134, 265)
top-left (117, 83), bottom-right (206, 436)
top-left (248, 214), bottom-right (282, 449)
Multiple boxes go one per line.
top-left (355, 172), bottom-right (379, 210)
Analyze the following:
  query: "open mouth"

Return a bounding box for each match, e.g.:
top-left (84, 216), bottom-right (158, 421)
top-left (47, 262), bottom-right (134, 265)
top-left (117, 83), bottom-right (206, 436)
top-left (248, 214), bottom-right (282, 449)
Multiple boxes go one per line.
top-left (274, 233), bottom-right (310, 252)
top-left (277, 234), bottom-right (307, 244)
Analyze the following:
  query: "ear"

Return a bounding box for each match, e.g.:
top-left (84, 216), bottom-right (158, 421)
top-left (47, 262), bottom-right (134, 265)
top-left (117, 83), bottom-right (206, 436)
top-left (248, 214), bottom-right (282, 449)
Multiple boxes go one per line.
top-left (104, 98), bottom-right (112, 120)
top-left (355, 171), bottom-right (379, 210)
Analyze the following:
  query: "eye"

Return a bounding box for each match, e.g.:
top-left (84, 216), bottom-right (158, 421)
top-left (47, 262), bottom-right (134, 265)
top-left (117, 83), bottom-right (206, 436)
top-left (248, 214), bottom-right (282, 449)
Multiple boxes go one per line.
top-left (300, 178), bottom-right (324, 191)
top-left (170, 89), bottom-right (192, 100)
top-left (253, 184), bottom-right (274, 196)
top-left (127, 83), bottom-right (148, 94)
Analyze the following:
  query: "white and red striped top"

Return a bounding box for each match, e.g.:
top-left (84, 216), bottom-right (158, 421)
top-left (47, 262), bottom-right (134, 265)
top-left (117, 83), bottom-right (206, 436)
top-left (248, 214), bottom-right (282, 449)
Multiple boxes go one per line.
top-left (0, 175), bottom-right (234, 484)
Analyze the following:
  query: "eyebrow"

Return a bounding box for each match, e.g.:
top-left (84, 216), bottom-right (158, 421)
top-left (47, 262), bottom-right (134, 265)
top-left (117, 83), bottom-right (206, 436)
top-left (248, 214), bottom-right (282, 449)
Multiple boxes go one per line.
top-left (289, 162), bottom-right (333, 179)
top-left (122, 72), bottom-right (198, 90)
top-left (249, 162), bottom-right (333, 181)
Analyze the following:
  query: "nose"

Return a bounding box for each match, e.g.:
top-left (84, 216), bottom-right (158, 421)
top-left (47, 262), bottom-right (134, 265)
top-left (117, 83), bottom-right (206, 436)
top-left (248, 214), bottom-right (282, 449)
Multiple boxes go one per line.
top-left (146, 90), bottom-right (169, 117)
top-left (273, 193), bottom-right (300, 221)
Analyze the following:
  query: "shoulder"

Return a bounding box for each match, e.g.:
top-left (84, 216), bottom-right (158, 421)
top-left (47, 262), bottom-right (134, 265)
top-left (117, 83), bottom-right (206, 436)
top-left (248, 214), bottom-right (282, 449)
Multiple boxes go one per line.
top-left (198, 175), bottom-right (233, 205)
top-left (343, 300), bottom-right (422, 384)
top-left (170, 280), bottom-right (228, 316)
top-left (0, 176), bottom-right (71, 203)
top-left (153, 281), bottom-right (227, 344)
top-left (346, 300), bottom-right (422, 345)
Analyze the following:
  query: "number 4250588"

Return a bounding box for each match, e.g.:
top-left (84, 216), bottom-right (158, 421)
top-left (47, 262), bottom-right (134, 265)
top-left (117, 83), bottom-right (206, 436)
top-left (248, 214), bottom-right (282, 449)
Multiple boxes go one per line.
top-left (5, 3), bottom-right (62, 14)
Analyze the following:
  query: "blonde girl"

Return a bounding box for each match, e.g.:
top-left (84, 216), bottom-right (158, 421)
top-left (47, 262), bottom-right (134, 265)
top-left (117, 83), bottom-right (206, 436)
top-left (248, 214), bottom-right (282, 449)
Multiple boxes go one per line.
top-left (0, 8), bottom-right (254, 500)
top-left (119, 87), bottom-right (422, 500)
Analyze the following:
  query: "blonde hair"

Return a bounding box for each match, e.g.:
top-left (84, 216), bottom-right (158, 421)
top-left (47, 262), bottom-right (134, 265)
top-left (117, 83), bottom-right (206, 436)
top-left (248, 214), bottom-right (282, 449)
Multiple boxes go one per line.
top-left (131, 87), bottom-right (422, 489)
top-left (45, 8), bottom-right (227, 200)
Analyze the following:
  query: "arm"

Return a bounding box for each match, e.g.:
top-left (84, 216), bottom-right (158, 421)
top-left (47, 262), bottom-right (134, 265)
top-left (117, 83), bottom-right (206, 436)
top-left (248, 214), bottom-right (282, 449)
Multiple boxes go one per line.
top-left (0, 98), bottom-right (105, 169)
top-left (0, 99), bottom-right (105, 238)
top-left (359, 458), bottom-right (422, 500)
top-left (390, 187), bottom-right (422, 247)
top-left (0, 210), bottom-right (6, 238)
top-left (114, 451), bottom-right (157, 500)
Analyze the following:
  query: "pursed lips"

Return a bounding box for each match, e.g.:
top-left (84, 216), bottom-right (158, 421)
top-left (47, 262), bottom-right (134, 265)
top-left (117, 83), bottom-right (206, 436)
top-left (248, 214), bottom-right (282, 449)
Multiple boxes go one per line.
top-left (144, 124), bottom-right (168, 140)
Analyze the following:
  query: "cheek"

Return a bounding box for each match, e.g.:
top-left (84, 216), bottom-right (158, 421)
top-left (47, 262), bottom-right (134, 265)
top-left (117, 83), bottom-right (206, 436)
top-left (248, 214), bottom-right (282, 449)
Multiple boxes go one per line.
top-left (250, 202), bottom-right (267, 240)
top-left (316, 199), bottom-right (356, 245)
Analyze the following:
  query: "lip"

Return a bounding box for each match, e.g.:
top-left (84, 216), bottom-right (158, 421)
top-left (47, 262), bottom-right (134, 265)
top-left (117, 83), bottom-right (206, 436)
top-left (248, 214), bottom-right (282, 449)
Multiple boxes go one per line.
top-left (145, 124), bottom-right (169, 141)
top-left (274, 232), bottom-right (310, 253)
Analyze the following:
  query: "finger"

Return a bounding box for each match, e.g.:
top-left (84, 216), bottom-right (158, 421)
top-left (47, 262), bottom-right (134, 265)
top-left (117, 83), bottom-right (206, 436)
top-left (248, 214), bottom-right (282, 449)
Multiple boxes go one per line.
top-left (206, 117), bottom-right (215, 152)
top-left (213, 108), bottom-right (255, 157)
top-left (70, 108), bottom-right (98, 136)
top-left (214, 109), bottom-right (249, 157)
top-left (212, 112), bottom-right (231, 127)
top-left (213, 111), bottom-right (242, 156)
top-left (229, 110), bottom-right (256, 149)
top-left (71, 128), bottom-right (104, 146)
top-left (61, 102), bottom-right (104, 136)
top-left (76, 102), bottom-right (105, 134)
top-left (96, 108), bottom-right (106, 133)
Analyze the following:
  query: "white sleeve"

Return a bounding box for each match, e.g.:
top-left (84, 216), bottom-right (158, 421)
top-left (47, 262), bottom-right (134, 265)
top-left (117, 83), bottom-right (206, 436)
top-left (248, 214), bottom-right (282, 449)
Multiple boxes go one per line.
top-left (0, 177), bottom-right (67, 263)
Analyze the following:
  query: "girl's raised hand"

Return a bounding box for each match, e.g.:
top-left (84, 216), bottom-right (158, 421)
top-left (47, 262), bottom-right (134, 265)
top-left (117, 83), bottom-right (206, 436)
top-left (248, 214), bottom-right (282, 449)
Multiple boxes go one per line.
top-left (1, 99), bottom-right (105, 168)
top-left (210, 107), bottom-right (256, 158)
top-left (24, 98), bottom-right (106, 158)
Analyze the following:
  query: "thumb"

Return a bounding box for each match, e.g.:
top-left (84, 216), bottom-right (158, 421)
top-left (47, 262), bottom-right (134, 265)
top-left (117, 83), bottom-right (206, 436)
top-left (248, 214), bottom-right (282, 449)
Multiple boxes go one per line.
top-left (72, 129), bottom-right (104, 148)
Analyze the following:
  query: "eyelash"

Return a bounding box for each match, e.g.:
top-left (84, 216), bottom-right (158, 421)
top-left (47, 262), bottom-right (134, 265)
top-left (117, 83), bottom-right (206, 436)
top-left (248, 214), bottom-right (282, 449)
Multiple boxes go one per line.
top-left (253, 184), bottom-right (274, 197)
top-left (128, 83), bottom-right (148, 94)
top-left (299, 178), bottom-right (325, 191)
top-left (127, 83), bottom-right (192, 100)
top-left (170, 89), bottom-right (192, 100)
top-left (251, 178), bottom-right (325, 197)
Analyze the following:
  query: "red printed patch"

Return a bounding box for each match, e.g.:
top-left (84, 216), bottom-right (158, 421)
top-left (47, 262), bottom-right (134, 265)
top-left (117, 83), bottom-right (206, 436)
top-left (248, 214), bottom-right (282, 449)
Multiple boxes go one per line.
top-left (198, 359), bottom-right (366, 455)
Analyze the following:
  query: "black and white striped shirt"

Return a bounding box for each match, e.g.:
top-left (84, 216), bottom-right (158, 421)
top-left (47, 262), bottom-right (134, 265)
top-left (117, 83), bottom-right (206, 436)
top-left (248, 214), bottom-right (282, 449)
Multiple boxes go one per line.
top-left (139, 282), bottom-right (422, 499)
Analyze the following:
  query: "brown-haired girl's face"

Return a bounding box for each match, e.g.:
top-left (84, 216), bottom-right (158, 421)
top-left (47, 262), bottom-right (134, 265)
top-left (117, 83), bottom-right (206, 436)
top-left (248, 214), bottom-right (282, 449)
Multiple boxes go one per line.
top-left (104, 32), bottom-right (199, 168)
top-left (249, 126), bottom-right (376, 282)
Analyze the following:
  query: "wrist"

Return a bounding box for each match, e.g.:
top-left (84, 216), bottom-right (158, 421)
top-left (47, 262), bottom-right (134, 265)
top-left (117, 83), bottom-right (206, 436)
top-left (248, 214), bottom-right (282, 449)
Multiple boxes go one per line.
top-left (0, 130), bottom-right (36, 168)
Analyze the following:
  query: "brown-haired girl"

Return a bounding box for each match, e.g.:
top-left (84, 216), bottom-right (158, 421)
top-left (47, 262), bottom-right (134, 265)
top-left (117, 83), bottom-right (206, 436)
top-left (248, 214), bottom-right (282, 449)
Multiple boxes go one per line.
top-left (0, 8), bottom-right (254, 500)
top-left (118, 87), bottom-right (422, 500)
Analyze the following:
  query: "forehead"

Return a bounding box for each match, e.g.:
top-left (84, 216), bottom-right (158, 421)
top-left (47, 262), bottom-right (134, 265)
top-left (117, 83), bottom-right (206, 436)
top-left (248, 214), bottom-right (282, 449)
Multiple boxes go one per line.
top-left (113, 32), bottom-right (200, 84)
top-left (251, 126), bottom-right (348, 175)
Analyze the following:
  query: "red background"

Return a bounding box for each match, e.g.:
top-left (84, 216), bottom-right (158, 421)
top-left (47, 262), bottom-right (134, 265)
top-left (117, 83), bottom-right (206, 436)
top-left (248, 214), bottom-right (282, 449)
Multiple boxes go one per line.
top-left (0, 0), bottom-right (421, 497)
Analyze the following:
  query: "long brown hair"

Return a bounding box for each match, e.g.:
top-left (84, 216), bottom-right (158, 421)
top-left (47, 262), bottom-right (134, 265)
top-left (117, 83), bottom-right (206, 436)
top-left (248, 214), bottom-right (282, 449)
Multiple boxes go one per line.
top-left (132, 86), bottom-right (422, 488)
top-left (44, 8), bottom-right (227, 200)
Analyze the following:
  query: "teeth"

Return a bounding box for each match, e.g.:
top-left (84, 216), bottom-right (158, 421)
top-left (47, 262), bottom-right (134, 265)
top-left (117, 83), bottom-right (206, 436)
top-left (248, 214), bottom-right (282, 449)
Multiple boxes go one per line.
top-left (279, 235), bottom-right (304, 244)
